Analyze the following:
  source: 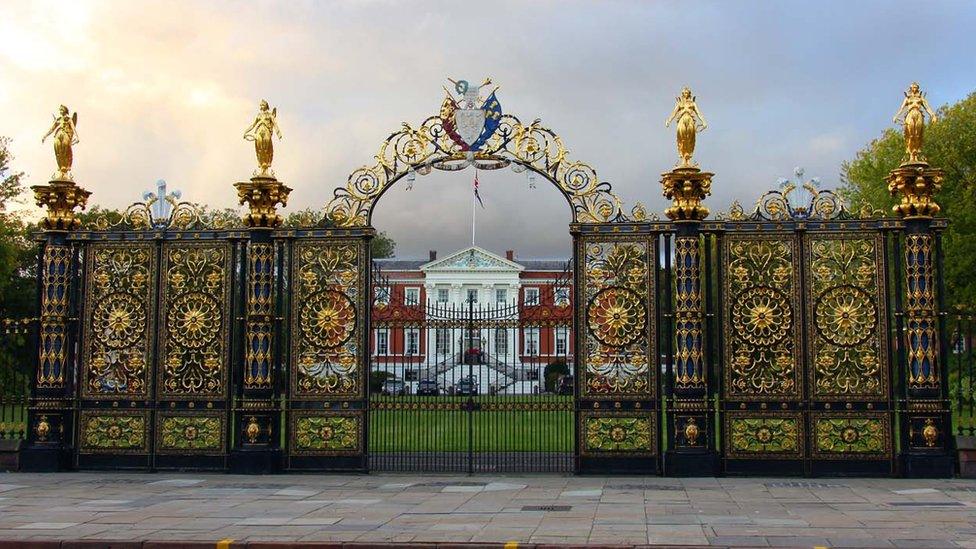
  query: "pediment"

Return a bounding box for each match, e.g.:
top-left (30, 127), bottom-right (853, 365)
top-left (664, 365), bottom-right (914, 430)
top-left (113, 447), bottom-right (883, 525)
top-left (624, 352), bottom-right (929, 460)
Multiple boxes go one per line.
top-left (421, 246), bottom-right (524, 272)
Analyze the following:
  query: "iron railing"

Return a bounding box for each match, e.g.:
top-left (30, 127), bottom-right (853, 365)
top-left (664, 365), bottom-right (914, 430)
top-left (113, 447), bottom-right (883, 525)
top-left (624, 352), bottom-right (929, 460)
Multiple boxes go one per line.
top-left (1, 318), bottom-right (33, 440)
top-left (950, 311), bottom-right (976, 436)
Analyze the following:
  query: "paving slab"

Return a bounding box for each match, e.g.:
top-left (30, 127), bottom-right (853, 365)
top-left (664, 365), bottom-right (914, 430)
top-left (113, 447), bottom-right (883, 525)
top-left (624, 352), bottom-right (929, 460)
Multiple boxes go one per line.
top-left (0, 472), bottom-right (973, 546)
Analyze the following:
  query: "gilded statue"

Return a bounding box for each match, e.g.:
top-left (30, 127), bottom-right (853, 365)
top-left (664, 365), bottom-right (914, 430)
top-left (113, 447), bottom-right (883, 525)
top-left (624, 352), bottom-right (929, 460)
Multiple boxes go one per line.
top-left (893, 82), bottom-right (938, 164)
top-left (41, 105), bottom-right (79, 181)
top-left (243, 100), bottom-right (282, 176)
top-left (665, 87), bottom-right (707, 168)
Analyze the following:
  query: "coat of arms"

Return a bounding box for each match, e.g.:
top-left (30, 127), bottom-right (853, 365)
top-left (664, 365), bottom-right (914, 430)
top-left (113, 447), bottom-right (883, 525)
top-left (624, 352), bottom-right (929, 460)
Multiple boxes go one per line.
top-left (441, 78), bottom-right (502, 152)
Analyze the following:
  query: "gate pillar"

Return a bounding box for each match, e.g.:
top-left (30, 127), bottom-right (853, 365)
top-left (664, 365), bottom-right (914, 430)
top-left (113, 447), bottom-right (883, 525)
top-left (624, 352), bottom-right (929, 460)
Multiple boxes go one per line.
top-left (230, 175), bottom-right (291, 473)
top-left (888, 160), bottom-right (954, 477)
top-left (22, 178), bottom-right (91, 471)
top-left (661, 165), bottom-right (719, 475)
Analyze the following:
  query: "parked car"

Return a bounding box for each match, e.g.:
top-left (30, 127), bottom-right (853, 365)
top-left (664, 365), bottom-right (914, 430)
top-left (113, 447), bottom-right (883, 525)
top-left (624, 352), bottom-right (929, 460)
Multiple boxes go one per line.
top-left (557, 375), bottom-right (574, 396)
top-left (417, 379), bottom-right (440, 396)
top-left (381, 380), bottom-right (406, 396)
top-left (456, 376), bottom-right (479, 396)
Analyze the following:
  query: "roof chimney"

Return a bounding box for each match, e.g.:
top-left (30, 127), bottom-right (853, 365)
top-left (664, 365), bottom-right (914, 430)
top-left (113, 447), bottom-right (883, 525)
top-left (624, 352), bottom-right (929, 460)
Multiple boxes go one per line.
top-left (429, 250), bottom-right (437, 261)
top-left (505, 250), bottom-right (515, 261)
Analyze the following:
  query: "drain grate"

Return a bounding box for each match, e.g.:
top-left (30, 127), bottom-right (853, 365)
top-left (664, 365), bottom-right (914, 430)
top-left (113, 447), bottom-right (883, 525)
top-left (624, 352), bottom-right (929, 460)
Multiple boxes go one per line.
top-left (764, 481), bottom-right (842, 488)
top-left (888, 502), bottom-right (964, 507)
top-left (522, 505), bottom-right (572, 511)
top-left (415, 481), bottom-right (487, 487)
top-left (605, 483), bottom-right (684, 491)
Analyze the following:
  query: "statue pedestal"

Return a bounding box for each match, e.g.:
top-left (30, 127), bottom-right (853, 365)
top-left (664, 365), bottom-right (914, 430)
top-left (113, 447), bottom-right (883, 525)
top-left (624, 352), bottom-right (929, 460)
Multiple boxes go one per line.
top-left (31, 179), bottom-right (91, 231)
top-left (19, 445), bottom-right (70, 472)
top-left (886, 162), bottom-right (944, 218)
top-left (234, 176), bottom-right (292, 229)
top-left (660, 167), bottom-right (713, 221)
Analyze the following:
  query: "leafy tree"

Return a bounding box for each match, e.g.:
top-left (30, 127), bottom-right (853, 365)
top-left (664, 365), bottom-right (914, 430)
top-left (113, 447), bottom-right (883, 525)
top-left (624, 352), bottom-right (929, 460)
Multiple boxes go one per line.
top-left (0, 137), bottom-right (36, 394)
top-left (371, 231), bottom-right (396, 259)
top-left (841, 92), bottom-right (976, 309)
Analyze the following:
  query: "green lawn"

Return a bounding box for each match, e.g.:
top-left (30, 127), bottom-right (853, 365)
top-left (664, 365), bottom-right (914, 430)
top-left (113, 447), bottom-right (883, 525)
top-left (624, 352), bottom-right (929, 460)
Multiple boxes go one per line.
top-left (368, 395), bottom-right (573, 452)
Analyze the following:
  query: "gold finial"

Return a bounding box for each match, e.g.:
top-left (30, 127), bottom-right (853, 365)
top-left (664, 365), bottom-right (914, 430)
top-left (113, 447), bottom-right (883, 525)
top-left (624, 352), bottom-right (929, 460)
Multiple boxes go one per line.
top-left (893, 82), bottom-right (938, 165)
top-left (665, 87), bottom-right (707, 168)
top-left (41, 105), bottom-right (79, 181)
top-left (243, 99), bottom-right (282, 177)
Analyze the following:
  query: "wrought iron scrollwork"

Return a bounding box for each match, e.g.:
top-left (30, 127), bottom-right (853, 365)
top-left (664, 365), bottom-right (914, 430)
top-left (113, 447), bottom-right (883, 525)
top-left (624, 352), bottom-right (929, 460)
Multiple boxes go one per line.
top-left (324, 114), bottom-right (634, 226)
top-left (750, 188), bottom-right (851, 221)
top-left (580, 239), bottom-right (653, 398)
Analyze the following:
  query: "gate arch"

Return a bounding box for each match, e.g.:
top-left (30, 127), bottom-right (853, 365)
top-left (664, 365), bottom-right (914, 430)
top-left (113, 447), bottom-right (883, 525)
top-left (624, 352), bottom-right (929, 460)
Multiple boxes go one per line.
top-left (299, 82), bottom-right (659, 473)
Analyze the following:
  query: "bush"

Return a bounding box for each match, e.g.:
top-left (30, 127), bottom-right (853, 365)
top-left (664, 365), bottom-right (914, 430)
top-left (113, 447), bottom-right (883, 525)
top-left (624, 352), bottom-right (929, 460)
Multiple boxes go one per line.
top-left (369, 370), bottom-right (394, 394)
top-left (543, 360), bottom-right (569, 393)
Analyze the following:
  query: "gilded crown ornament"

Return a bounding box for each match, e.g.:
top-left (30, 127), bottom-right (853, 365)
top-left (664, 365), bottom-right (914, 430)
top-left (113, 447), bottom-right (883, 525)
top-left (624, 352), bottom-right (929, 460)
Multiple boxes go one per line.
top-left (886, 82), bottom-right (944, 218)
top-left (661, 87), bottom-right (712, 221)
top-left (236, 100), bottom-right (291, 228)
top-left (33, 105), bottom-right (91, 230)
top-left (243, 99), bottom-right (282, 177)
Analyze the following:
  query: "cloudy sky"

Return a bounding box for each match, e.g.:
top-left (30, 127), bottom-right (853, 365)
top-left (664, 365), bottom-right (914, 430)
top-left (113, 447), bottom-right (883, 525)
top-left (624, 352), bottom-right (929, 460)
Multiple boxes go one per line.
top-left (2, 1), bottom-right (974, 259)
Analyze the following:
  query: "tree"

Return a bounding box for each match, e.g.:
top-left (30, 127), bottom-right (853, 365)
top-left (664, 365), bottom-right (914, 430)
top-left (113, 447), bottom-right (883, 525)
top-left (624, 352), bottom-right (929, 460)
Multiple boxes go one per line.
top-left (371, 231), bottom-right (396, 259)
top-left (0, 137), bottom-right (37, 393)
top-left (841, 91), bottom-right (976, 309)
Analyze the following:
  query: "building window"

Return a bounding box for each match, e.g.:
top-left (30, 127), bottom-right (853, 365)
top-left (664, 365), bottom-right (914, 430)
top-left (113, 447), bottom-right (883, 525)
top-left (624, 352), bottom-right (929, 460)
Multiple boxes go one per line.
top-left (555, 328), bottom-right (568, 355)
top-left (554, 287), bottom-right (569, 306)
top-left (496, 288), bottom-right (508, 303)
top-left (524, 287), bottom-right (540, 305)
top-left (405, 328), bottom-right (420, 355)
top-left (437, 288), bottom-right (449, 303)
top-left (467, 288), bottom-right (479, 303)
top-left (435, 328), bottom-right (450, 355)
top-left (404, 287), bottom-right (420, 305)
top-left (495, 329), bottom-right (508, 355)
top-left (524, 327), bottom-right (540, 355)
top-left (375, 329), bottom-right (389, 355)
top-left (375, 286), bottom-right (390, 306)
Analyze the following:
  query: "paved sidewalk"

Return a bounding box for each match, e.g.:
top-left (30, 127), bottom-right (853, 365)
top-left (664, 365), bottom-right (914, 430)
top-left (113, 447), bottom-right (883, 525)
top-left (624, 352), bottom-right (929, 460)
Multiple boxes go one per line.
top-left (0, 472), bottom-right (974, 547)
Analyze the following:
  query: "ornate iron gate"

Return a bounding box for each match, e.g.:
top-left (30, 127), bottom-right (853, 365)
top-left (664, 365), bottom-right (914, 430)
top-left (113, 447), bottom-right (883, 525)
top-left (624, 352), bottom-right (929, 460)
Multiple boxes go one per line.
top-left (71, 215), bottom-right (240, 469)
top-left (367, 264), bottom-right (574, 472)
top-left (19, 80), bottom-right (955, 477)
top-left (714, 207), bottom-right (896, 475)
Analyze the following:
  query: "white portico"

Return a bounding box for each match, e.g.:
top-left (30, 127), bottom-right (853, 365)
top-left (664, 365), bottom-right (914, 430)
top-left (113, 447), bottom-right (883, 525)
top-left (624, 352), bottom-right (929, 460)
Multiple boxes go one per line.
top-left (421, 246), bottom-right (523, 306)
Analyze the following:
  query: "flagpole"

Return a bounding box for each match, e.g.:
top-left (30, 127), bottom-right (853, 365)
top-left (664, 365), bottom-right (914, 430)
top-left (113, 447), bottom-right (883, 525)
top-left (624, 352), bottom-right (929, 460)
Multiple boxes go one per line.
top-left (471, 170), bottom-right (477, 246)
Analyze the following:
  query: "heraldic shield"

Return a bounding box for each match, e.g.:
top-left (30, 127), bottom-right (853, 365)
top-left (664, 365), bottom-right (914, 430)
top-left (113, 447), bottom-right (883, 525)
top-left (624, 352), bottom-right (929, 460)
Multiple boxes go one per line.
top-left (441, 78), bottom-right (503, 152)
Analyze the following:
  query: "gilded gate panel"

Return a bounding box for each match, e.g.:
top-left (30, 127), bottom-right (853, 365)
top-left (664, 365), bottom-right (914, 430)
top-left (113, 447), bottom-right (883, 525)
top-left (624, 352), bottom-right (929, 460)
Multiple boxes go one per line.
top-left (156, 412), bottom-right (225, 454)
top-left (722, 234), bottom-right (802, 400)
top-left (78, 410), bottom-right (150, 454)
top-left (725, 412), bottom-right (803, 459)
top-left (81, 243), bottom-right (156, 399)
top-left (290, 411), bottom-right (363, 455)
top-left (579, 238), bottom-right (654, 399)
top-left (580, 411), bottom-right (656, 456)
top-left (811, 412), bottom-right (890, 459)
top-left (158, 242), bottom-right (232, 399)
top-left (804, 233), bottom-right (888, 399)
top-left (290, 240), bottom-right (364, 398)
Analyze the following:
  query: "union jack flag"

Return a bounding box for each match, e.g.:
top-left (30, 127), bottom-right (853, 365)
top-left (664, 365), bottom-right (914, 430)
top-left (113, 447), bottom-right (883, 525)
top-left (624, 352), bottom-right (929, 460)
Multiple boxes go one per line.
top-left (474, 171), bottom-right (485, 209)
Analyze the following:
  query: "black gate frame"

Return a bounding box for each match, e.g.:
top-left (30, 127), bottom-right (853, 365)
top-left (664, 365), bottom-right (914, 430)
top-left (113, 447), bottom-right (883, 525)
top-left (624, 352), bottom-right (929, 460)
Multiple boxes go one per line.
top-left (19, 87), bottom-right (955, 478)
